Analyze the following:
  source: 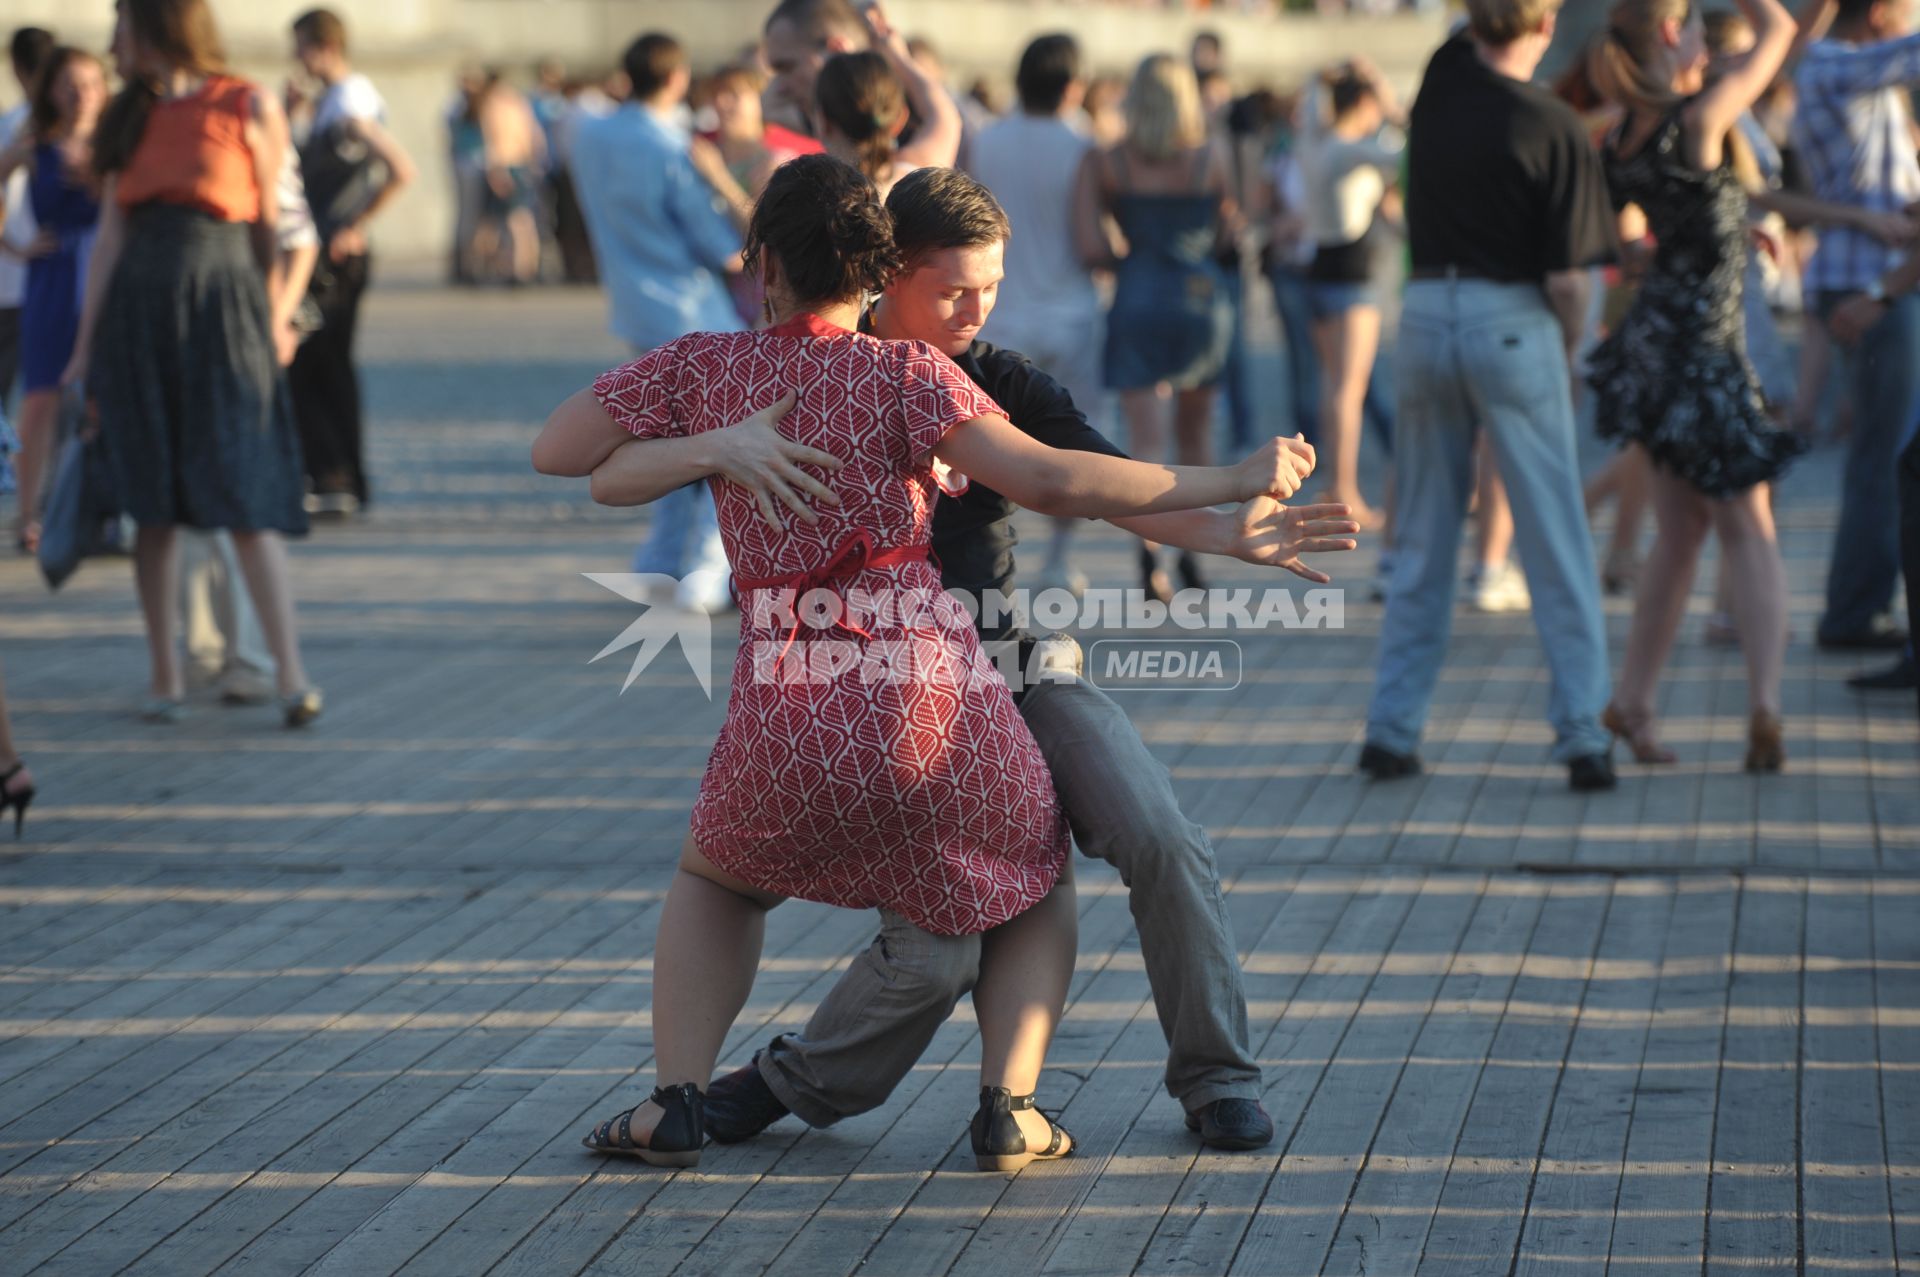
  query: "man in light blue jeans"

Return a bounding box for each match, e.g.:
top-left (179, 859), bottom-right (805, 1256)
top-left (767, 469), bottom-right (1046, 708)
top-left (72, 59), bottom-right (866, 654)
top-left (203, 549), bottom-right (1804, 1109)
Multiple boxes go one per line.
top-left (1815, 289), bottom-right (1920, 646)
top-left (1365, 278), bottom-right (1614, 781)
top-left (1359, 3), bottom-right (1619, 790)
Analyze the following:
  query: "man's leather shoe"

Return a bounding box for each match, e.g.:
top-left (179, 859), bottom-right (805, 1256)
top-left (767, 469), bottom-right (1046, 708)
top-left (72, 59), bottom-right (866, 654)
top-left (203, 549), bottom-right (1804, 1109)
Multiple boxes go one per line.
top-left (1185, 1098), bottom-right (1276, 1150)
top-left (1849, 656), bottom-right (1918, 691)
top-left (704, 1053), bottom-right (790, 1144)
top-left (1568, 753), bottom-right (1617, 791)
top-left (1818, 620), bottom-right (1909, 651)
top-left (1358, 742), bottom-right (1422, 780)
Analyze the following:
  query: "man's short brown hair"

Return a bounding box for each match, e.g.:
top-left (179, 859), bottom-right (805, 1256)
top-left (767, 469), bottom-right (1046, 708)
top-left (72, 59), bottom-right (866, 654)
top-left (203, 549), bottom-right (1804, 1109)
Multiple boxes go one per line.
top-left (1465, 0), bottom-right (1559, 46)
top-left (292, 8), bottom-right (348, 52)
top-left (764, 0), bottom-right (867, 45)
top-left (884, 168), bottom-right (1012, 267)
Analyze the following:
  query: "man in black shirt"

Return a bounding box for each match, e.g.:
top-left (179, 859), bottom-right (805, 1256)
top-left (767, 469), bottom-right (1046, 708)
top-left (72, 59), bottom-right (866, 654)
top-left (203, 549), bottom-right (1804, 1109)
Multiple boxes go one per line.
top-left (1361, 0), bottom-right (1621, 792)
top-left (616, 168), bottom-right (1354, 1151)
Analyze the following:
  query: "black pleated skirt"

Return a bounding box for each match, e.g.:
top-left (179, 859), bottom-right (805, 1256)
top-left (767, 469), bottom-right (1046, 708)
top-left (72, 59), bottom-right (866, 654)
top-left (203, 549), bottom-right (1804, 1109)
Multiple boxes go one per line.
top-left (91, 204), bottom-right (309, 535)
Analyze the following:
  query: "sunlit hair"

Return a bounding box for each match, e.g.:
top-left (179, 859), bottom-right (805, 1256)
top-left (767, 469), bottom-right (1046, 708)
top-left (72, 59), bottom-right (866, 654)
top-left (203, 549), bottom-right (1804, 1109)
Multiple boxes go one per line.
top-left (1590, 0), bottom-right (1761, 189)
top-left (744, 153), bottom-right (901, 307)
top-left (815, 50), bottom-right (903, 183)
top-left (1123, 54), bottom-right (1205, 163)
top-left (1465, 0), bottom-right (1560, 46)
top-left (96, 0), bottom-right (228, 176)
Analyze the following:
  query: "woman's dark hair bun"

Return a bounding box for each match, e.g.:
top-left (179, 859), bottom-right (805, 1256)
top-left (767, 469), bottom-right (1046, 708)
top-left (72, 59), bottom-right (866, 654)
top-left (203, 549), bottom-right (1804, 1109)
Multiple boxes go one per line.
top-left (744, 153), bottom-right (902, 309)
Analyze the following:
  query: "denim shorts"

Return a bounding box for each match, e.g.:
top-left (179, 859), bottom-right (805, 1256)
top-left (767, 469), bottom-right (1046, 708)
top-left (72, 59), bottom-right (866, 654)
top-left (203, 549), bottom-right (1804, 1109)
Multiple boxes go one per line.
top-left (1307, 280), bottom-right (1376, 319)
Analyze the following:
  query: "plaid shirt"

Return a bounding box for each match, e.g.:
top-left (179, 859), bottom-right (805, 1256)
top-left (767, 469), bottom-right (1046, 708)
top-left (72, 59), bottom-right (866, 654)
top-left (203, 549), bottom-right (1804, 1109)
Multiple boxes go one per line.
top-left (1793, 33), bottom-right (1920, 293)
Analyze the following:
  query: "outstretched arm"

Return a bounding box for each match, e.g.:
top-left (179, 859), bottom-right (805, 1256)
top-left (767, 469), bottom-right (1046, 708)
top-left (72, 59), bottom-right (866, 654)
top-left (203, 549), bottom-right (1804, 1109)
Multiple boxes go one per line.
top-left (933, 415), bottom-right (1312, 519)
top-left (1111, 497), bottom-right (1360, 584)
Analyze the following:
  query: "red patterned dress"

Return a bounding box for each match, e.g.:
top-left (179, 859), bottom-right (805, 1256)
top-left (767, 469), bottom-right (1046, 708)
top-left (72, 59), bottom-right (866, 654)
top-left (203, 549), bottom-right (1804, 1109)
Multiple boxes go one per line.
top-left (592, 313), bottom-right (1071, 936)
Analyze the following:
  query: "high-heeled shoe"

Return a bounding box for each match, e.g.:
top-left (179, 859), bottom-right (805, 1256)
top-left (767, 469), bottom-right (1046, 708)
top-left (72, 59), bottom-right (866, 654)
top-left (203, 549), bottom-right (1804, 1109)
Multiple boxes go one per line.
top-left (1, 761), bottom-right (34, 839)
top-left (1745, 710), bottom-right (1785, 773)
top-left (1602, 703), bottom-right (1676, 764)
top-left (282, 687), bottom-right (325, 729)
top-left (581, 1082), bottom-right (705, 1168)
top-left (970, 1086), bottom-right (1075, 1173)
top-left (1138, 546), bottom-right (1173, 606)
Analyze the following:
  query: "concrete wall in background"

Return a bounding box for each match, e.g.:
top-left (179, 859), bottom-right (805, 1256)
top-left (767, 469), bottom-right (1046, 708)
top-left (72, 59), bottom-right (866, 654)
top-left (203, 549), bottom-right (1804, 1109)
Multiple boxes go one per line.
top-left (3, 0), bottom-right (1447, 264)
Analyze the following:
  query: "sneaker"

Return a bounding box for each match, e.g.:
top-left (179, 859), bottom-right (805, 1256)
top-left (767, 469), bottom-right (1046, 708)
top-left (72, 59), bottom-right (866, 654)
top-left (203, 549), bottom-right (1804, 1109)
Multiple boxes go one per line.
top-left (1471, 561), bottom-right (1531, 614)
top-left (304, 491), bottom-right (361, 518)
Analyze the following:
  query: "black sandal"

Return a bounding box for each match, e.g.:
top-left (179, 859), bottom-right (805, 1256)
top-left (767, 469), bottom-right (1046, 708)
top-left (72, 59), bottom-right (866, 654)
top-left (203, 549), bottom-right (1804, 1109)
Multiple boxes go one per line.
top-left (970, 1085), bottom-right (1075, 1172)
top-left (581, 1082), bottom-right (705, 1168)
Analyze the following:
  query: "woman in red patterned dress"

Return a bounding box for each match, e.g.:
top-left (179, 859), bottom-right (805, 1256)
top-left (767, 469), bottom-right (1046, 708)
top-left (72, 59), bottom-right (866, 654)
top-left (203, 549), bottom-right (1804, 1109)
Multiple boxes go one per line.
top-left (534, 154), bottom-right (1313, 1169)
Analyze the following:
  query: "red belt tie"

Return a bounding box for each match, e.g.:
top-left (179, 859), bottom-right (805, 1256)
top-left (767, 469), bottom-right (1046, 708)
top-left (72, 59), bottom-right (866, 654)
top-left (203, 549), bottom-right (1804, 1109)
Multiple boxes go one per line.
top-left (732, 531), bottom-right (931, 671)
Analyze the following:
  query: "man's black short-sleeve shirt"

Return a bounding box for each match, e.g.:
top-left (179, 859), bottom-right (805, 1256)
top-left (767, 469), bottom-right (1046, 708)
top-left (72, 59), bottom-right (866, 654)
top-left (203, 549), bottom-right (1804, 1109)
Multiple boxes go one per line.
top-left (931, 340), bottom-right (1127, 645)
top-left (1406, 34), bottom-right (1618, 281)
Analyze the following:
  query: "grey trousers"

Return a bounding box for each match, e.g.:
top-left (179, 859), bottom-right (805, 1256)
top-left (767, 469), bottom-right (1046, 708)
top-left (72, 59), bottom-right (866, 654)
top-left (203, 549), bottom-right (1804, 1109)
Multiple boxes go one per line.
top-left (758, 674), bottom-right (1262, 1124)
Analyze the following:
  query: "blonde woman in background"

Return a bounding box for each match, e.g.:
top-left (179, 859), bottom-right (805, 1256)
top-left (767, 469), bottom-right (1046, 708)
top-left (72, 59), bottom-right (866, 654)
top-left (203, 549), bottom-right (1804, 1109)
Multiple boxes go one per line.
top-left (1077, 53), bottom-right (1242, 600)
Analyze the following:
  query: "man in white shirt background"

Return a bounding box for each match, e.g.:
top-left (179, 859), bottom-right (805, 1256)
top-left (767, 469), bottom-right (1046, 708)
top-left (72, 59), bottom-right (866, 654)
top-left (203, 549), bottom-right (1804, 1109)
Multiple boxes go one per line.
top-left (965, 33), bottom-right (1107, 595)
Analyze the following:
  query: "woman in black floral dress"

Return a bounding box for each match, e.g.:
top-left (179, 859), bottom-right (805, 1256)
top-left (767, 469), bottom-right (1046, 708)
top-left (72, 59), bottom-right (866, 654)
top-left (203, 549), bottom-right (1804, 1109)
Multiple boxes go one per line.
top-left (1586, 0), bottom-right (1803, 771)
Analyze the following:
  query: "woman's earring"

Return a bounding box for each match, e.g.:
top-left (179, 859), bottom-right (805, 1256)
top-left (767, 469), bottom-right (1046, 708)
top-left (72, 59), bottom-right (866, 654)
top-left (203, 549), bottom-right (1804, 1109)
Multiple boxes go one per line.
top-left (761, 295), bottom-right (775, 325)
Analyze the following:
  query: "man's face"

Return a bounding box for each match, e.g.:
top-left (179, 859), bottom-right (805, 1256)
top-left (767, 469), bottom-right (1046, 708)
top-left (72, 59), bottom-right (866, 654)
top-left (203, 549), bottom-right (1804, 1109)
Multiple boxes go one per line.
top-left (763, 16), bottom-right (865, 130)
top-left (293, 37), bottom-right (329, 79)
top-left (764, 18), bottom-right (828, 122)
top-left (884, 242), bottom-right (1005, 357)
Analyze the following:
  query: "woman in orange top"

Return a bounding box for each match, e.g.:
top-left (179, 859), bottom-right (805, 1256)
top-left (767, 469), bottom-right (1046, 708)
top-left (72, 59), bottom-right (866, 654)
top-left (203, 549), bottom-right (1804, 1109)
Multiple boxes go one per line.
top-left (65, 0), bottom-right (322, 727)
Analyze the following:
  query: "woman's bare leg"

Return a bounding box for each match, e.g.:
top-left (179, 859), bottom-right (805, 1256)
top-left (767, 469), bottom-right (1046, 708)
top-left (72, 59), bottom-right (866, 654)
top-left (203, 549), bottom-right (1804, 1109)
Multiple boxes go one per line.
top-left (507, 207), bottom-right (540, 284)
top-left (1612, 468), bottom-right (1712, 724)
top-left (133, 526), bottom-right (183, 701)
top-left (1710, 483), bottom-right (1789, 718)
top-left (1124, 387), bottom-right (1170, 565)
top-left (12, 389), bottom-right (58, 546)
top-left (1173, 387), bottom-right (1215, 467)
top-left (228, 530), bottom-right (311, 698)
top-left (617, 837), bottom-right (784, 1144)
top-left (975, 864), bottom-right (1077, 1149)
top-left (1314, 304), bottom-right (1381, 524)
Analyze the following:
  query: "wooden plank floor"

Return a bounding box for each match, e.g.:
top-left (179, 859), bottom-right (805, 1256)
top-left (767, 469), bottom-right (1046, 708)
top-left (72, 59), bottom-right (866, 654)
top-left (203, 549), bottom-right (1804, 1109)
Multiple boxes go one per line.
top-left (1, 285), bottom-right (1915, 1276)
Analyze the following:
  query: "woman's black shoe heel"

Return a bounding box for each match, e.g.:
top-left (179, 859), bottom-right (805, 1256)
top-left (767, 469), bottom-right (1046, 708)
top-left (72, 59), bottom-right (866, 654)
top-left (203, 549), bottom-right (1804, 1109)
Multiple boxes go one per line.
top-left (581, 1082), bottom-right (705, 1168)
top-left (970, 1085), bottom-right (1074, 1173)
top-left (1, 762), bottom-right (33, 839)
